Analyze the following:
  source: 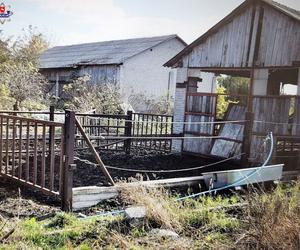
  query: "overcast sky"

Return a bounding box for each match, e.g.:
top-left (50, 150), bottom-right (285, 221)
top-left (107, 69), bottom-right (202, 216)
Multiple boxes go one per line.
top-left (1, 0), bottom-right (300, 46)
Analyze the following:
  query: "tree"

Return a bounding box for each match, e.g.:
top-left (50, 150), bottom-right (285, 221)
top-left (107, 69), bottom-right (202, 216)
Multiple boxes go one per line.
top-left (128, 91), bottom-right (173, 115)
top-left (216, 76), bottom-right (249, 113)
top-left (12, 26), bottom-right (49, 66)
top-left (0, 83), bottom-right (14, 110)
top-left (217, 76), bottom-right (249, 95)
top-left (0, 26), bottom-right (50, 110)
top-left (62, 75), bottom-right (122, 114)
top-left (1, 62), bottom-right (49, 109)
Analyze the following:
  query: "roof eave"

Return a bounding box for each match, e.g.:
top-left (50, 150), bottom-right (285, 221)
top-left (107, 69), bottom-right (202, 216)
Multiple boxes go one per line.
top-left (123, 35), bottom-right (187, 63)
top-left (164, 0), bottom-right (254, 67)
top-left (39, 62), bottom-right (122, 70)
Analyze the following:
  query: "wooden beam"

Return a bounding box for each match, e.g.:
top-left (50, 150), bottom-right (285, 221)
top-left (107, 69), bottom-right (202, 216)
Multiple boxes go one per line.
top-left (247, 69), bottom-right (254, 112)
top-left (72, 176), bottom-right (205, 210)
top-left (61, 110), bottom-right (76, 211)
top-left (75, 117), bottom-right (115, 186)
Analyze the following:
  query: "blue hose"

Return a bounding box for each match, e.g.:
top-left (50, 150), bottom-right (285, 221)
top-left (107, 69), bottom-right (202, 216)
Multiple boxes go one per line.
top-left (80, 133), bottom-right (274, 218)
top-left (176, 132), bottom-right (274, 201)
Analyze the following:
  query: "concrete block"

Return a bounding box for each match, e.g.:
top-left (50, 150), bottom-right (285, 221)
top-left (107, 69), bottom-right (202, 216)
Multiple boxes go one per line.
top-left (150, 229), bottom-right (179, 240)
top-left (125, 206), bottom-right (146, 219)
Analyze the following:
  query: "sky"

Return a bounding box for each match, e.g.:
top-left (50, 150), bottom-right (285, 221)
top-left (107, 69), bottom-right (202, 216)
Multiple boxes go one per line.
top-left (1, 0), bottom-right (300, 47)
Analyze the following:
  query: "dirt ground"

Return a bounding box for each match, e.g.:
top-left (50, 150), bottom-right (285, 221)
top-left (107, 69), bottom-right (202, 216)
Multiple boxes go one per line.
top-left (73, 149), bottom-right (240, 187)
top-left (0, 178), bottom-right (60, 219)
top-left (0, 150), bottom-right (240, 218)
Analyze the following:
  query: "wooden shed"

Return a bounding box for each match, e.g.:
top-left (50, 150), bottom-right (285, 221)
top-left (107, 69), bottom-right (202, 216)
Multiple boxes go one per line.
top-left (165, 0), bottom-right (300, 176)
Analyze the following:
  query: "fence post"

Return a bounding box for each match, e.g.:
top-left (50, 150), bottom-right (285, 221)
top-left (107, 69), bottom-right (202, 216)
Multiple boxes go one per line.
top-left (48, 105), bottom-right (55, 161)
top-left (49, 105), bottom-right (55, 121)
top-left (125, 111), bottom-right (132, 154)
top-left (61, 110), bottom-right (76, 211)
top-left (242, 111), bottom-right (254, 167)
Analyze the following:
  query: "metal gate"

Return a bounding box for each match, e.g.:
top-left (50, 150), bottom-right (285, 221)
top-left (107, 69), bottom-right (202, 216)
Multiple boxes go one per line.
top-left (0, 114), bottom-right (65, 198)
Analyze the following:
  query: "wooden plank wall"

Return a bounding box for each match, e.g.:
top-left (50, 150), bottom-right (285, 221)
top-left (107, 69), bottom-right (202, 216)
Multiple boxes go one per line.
top-left (210, 105), bottom-right (246, 158)
top-left (185, 7), bottom-right (254, 68)
top-left (78, 65), bottom-right (119, 84)
top-left (183, 95), bottom-right (216, 154)
top-left (256, 5), bottom-right (300, 67)
top-left (181, 3), bottom-right (300, 68)
top-left (250, 96), bottom-right (291, 162)
top-left (41, 65), bottom-right (120, 85)
top-left (252, 96), bottom-right (291, 135)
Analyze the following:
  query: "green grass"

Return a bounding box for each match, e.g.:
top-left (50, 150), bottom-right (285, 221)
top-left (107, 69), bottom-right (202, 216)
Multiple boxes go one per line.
top-left (1, 181), bottom-right (299, 249)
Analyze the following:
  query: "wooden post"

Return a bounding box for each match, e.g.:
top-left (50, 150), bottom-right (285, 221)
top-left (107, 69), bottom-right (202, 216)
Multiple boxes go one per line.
top-left (13, 103), bottom-right (18, 111)
top-left (247, 69), bottom-right (254, 112)
top-left (242, 111), bottom-right (254, 167)
top-left (49, 105), bottom-right (55, 121)
top-left (75, 117), bottom-right (115, 186)
top-left (48, 105), bottom-right (55, 161)
top-left (125, 111), bottom-right (132, 155)
top-left (61, 110), bottom-right (75, 211)
top-left (297, 150), bottom-right (300, 175)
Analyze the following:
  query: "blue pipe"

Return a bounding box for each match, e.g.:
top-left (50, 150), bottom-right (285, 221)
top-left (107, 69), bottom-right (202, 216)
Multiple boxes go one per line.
top-left (176, 132), bottom-right (274, 201)
top-left (80, 133), bottom-right (274, 218)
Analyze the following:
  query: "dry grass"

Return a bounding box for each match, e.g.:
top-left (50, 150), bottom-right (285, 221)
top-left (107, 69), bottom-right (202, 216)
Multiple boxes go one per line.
top-left (120, 183), bottom-right (183, 231)
top-left (0, 181), bottom-right (299, 249)
top-left (239, 182), bottom-right (300, 249)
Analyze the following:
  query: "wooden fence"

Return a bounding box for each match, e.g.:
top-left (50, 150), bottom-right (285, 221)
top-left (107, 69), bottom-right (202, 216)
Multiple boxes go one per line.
top-left (131, 112), bottom-right (173, 153)
top-left (183, 92), bottom-right (248, 158)
top-left (0, 109), bottom-right (174, 154)
top-left (182, 92), bottom-right (300, 171)
top-left (0, 114), bottom-right (65, 193)
top-left (0, 114), bottom-right (66, 197)
top-left (74, 112), bottom-right (173, 154)
top-left (0, 109), bottom-right (173, 210)
top-left (75, 113), bottom-right (130, 152)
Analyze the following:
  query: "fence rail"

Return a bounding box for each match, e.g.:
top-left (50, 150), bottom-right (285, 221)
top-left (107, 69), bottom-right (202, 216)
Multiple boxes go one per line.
top-left (0, 108), bottom-right (174, 210)
top-left (0, 114), bottom-right (65, 197)
top-left (73, 111), bottom-right (173, 154)
top-left (131, 112), bottom-right (173, 153)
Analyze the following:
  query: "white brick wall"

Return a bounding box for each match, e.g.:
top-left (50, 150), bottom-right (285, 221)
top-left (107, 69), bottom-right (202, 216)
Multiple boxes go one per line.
top-left (171, 86), bottom-right (187, 153)
top-left (119, 38), bottom-right (185, 98)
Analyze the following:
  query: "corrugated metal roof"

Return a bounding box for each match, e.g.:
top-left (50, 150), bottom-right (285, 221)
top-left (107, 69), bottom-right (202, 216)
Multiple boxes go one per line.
top-left (39, 34), bottom-right (183, 69)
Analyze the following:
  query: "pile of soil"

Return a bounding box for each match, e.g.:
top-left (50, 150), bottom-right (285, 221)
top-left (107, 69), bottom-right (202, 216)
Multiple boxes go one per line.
top-left (73, 149), bottom-right (240, 187)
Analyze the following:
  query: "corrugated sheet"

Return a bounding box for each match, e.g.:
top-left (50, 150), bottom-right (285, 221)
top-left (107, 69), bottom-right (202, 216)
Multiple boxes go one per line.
top-left (39, 35), bottom-right (178, 69)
